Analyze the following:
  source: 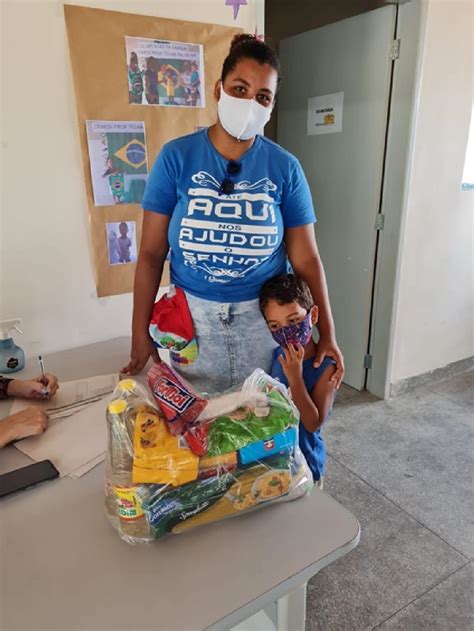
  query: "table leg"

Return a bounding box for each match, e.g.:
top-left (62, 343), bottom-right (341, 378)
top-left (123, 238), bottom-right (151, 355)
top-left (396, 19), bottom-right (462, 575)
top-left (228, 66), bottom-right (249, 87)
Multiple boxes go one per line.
top-left (275, 582), bottom-right (307, 631)
top-left (229, 582), bottom-right (307, 631)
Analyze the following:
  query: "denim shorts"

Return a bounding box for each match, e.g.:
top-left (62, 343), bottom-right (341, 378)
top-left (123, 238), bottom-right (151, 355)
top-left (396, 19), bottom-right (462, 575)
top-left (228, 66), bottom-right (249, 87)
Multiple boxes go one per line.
top-left (171, 292), bottom-right (278, 395)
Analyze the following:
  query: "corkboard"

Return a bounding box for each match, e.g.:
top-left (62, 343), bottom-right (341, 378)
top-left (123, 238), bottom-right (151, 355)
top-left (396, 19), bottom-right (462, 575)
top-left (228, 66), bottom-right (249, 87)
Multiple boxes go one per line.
top-left (64, 4), bottom-right (241, 297)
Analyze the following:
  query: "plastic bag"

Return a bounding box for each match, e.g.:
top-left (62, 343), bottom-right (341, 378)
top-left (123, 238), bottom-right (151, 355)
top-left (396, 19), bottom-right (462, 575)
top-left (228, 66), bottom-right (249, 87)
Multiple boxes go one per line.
top-left (105, 368), bottom-right (313, 544)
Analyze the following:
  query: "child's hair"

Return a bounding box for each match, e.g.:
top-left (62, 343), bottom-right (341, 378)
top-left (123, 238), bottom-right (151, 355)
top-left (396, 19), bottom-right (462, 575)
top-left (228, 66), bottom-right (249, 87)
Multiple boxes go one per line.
top-left (221, 34), bottom-right (281, 86)
top-left (259, 274), bottom-right (313, 312)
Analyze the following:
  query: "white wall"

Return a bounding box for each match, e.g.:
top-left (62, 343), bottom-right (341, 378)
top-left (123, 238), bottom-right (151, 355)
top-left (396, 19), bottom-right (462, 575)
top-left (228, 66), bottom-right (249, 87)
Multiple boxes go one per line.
top-left (390, 0), bottom-right (473, 383)
top-left (0, 0), bottom-right (263, 359)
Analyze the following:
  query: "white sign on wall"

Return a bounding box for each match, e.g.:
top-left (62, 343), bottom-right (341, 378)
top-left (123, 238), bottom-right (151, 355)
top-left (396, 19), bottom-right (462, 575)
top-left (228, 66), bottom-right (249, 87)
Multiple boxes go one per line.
top-left (307, 92), bottom-right (344, 136)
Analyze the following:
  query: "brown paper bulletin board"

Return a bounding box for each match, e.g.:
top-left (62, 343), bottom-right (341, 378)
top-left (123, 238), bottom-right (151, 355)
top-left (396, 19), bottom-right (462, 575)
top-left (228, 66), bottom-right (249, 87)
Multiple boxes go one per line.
top-left (64, 4), bottom-right (241, 297)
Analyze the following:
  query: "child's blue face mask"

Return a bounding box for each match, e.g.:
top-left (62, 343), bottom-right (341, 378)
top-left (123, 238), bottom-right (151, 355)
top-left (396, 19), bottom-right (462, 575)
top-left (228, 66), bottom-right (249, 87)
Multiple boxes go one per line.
top-left (270, 312), bottom-right (313, 348)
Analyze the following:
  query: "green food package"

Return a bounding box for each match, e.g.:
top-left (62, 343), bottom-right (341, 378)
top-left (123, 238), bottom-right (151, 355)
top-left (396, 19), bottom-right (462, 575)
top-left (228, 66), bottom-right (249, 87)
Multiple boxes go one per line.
top-left (207, 390), bottom-right (298, 457)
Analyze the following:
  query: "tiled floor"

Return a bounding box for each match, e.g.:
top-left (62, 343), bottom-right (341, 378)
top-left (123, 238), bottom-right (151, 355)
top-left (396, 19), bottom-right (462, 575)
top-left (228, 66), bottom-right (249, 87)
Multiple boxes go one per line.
top-left (307, 371), bottom-right (474, 630)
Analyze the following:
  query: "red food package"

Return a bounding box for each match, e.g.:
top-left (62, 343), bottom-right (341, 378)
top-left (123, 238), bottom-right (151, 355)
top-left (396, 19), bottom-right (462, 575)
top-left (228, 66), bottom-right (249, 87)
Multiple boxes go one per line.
top-left (147, 362), bottom-right (207, 436)
top-left (184, 420), bottom-right (212, 456)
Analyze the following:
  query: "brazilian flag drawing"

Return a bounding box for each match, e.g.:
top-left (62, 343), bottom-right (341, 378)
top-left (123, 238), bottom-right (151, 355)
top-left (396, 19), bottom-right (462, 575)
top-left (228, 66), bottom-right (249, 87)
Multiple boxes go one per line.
top-left (106, 132), bottom-right (148, 204)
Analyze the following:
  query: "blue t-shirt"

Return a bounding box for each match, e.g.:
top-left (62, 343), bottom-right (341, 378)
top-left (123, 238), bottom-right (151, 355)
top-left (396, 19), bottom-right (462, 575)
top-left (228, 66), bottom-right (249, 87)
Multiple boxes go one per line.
top-left (142, 128), bottom-right (315, 302)
top-left (271, 350), bottom-right (336, 481)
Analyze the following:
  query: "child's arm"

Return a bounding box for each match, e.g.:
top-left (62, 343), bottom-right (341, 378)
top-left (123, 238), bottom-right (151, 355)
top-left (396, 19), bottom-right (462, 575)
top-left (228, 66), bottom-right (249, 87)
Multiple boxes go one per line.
top-left (278, 345), bottom-right (321, 433)
top-left (310, 363), bottom-right (337, 429)
top-left (279, 346), bottom-right (337, 433)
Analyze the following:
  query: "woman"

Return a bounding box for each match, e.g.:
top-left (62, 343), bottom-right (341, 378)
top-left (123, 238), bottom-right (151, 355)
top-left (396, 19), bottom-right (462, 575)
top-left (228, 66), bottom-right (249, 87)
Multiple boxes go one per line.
top-left (123, 34), bottom-right (344, 393)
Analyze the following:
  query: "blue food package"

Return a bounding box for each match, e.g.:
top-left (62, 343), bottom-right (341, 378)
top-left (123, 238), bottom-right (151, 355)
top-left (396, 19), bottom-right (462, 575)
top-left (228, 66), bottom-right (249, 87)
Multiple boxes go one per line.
top-left (238, 427), bottom-right (297, 466)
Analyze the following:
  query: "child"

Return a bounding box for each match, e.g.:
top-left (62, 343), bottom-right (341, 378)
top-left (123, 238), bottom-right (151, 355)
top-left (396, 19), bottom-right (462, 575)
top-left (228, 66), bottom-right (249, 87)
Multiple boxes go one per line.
top-left (118, 222), bottom-right (132, 263)
top-left (181, 61), bottom-right (193, 106)
top-left (144, 57), bottom-right (160, 105)
top-left (259, 274), bottom-right (337, 488)
top-left (128, 51), bottom-right (144, 104)
top-left (165, 69), bottom-right (177, 105)
top-left (189, 62), bottom-right (200, 106)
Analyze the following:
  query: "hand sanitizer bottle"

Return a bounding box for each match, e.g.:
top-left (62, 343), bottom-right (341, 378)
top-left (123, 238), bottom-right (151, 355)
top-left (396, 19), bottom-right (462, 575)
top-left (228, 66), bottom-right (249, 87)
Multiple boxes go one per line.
top-left (0, 319), bottom-right (25, 373)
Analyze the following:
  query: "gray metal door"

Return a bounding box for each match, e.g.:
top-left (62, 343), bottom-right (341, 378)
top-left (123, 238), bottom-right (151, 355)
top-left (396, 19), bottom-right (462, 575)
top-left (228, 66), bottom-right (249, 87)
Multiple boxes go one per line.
top-left (278, 6), bottom-right (396, 389)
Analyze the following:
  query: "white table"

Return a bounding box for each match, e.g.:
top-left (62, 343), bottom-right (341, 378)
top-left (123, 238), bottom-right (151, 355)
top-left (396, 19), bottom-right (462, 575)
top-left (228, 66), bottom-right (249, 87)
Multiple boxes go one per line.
top-left (0, 338), bottom-right (360, 630)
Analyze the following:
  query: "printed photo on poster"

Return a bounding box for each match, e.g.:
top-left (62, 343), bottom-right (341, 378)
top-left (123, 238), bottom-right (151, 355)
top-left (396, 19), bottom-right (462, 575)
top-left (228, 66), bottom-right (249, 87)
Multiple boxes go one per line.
top-left (86, 121), bottom-right (148, 207)
top-left (106, 221), bottom-right (138, 265)
top-left (307, 92), bottom-right (344, 136)
top-left (125, 36), bottom-right (205, 108)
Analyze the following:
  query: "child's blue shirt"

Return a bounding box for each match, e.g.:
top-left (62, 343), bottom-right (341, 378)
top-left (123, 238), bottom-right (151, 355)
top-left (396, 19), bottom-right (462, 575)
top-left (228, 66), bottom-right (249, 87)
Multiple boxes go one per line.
top-left (271, 350), bottom-right (336, 481)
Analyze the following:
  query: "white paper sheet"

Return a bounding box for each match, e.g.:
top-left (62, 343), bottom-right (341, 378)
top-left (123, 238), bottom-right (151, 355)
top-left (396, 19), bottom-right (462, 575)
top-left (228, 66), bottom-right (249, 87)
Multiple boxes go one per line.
top-left (14, 397), bottom-right (108, 478)
top-left (10, 374), bottom-right (118, 420)
top-left (68, 453), bottom-right (105, 479)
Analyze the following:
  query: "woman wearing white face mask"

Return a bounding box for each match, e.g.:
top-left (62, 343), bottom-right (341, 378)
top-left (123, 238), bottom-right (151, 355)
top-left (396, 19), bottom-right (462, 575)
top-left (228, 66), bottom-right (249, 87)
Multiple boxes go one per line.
top-left (123, 34), bottom-right (344, 393)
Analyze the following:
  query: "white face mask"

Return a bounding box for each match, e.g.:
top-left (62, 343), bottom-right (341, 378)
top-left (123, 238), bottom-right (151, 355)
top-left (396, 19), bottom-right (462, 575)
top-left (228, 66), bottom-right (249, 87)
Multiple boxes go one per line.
top-left (217, 84), bottom-right (273, 141)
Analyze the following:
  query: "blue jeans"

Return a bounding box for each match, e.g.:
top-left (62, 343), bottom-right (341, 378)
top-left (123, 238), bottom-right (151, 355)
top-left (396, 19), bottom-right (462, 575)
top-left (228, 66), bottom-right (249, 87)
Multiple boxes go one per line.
top-left (171, 292), bottom-right (277, 395)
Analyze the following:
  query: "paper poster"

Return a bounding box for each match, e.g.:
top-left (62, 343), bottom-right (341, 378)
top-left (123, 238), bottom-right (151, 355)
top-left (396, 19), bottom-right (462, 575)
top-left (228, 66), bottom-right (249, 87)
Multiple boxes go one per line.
top-left (125, 36), bottom-right (205, 108)
top-left (86, 120), bottom-right (148, 207)
top-left (307, 92), bottom-right (344, 136)
top-left (65, 4), bottom-right (240, 296)
top-left (106, 221), bottom-right (138, 265)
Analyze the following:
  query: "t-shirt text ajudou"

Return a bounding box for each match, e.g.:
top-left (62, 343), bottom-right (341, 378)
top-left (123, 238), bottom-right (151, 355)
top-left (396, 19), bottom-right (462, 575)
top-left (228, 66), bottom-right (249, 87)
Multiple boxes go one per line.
top-left (142, 129), bottom-right (315, 302)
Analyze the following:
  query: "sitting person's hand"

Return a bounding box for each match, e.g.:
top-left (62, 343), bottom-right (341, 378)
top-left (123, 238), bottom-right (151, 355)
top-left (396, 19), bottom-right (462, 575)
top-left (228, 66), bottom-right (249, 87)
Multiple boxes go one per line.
top-left (0, 408), bottom-right (48, 447)
top-left (7, 374), bottom-right (59, 400)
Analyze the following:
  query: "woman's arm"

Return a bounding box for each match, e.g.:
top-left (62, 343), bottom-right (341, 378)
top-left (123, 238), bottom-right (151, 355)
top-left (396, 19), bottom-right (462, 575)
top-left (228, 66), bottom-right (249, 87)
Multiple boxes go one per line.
top-left (285, 224), bottom-right (345, 388)
top-left (122, 211), bottom-right (170, 375)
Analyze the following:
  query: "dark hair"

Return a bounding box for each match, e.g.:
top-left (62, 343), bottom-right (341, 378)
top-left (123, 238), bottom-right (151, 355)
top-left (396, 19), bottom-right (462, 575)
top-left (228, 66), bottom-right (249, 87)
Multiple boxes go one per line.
top-left (259, 274), bottom-right (313, 312)
top-left (221, 34), bottom-right (281, 86)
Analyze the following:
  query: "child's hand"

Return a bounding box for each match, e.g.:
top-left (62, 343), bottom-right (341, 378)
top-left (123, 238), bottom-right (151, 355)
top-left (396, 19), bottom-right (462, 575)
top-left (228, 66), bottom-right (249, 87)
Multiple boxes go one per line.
top-left (278, 344), bottom-right (305, 385)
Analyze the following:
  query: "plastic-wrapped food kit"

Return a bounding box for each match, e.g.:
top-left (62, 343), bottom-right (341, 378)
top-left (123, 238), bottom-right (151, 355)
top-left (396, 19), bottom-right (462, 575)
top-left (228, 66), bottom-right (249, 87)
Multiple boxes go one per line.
top-left (105, 366), bottom-right (313, 544)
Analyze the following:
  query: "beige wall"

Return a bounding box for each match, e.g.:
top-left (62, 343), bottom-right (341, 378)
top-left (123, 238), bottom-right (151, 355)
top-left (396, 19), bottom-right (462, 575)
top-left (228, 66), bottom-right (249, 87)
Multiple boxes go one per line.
top-left (0, 0), bottom-right (263, 358)
top-left (390, 0), bottom-right (473, 383)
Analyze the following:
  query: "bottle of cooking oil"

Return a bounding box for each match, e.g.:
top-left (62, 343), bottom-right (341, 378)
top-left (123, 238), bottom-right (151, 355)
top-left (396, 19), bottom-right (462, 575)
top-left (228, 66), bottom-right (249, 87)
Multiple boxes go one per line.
top-left (106, 398), bottom-right (152, 543)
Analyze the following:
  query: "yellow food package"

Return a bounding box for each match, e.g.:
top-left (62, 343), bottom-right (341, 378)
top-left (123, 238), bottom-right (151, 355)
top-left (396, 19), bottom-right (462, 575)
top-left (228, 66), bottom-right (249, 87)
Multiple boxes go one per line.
top-left (132, 410), bottom-right (198, 486)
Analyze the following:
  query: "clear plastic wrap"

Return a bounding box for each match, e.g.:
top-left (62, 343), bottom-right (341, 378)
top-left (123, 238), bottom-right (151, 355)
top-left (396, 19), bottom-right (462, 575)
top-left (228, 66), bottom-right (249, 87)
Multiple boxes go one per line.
top-left (105, 368), bottom-right (313, 544)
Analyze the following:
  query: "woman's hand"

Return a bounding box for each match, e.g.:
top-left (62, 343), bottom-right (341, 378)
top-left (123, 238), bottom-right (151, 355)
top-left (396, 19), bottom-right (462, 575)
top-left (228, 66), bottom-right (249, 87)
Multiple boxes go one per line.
top-left (0, 408), bottom-right (48, 447)
top-left (7, 374), bottom-right (59, 400)
top-left (121, 332), bottom-right (161, 375)
top-left (313, 336), bottom-right (345, 389)
top-left (278, 343), bottom-right (305, 385)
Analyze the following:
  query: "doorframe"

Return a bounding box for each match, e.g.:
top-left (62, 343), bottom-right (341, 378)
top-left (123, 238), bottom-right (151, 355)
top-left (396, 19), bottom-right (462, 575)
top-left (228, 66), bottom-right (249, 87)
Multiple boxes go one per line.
top-left (366, 0), bottom-right (428, 398)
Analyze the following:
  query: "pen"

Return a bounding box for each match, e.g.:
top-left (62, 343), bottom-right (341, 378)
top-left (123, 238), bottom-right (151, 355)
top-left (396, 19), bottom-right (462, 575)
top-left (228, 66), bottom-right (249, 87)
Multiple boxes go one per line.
top-left (38, 355), bottom-right (47, 387)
